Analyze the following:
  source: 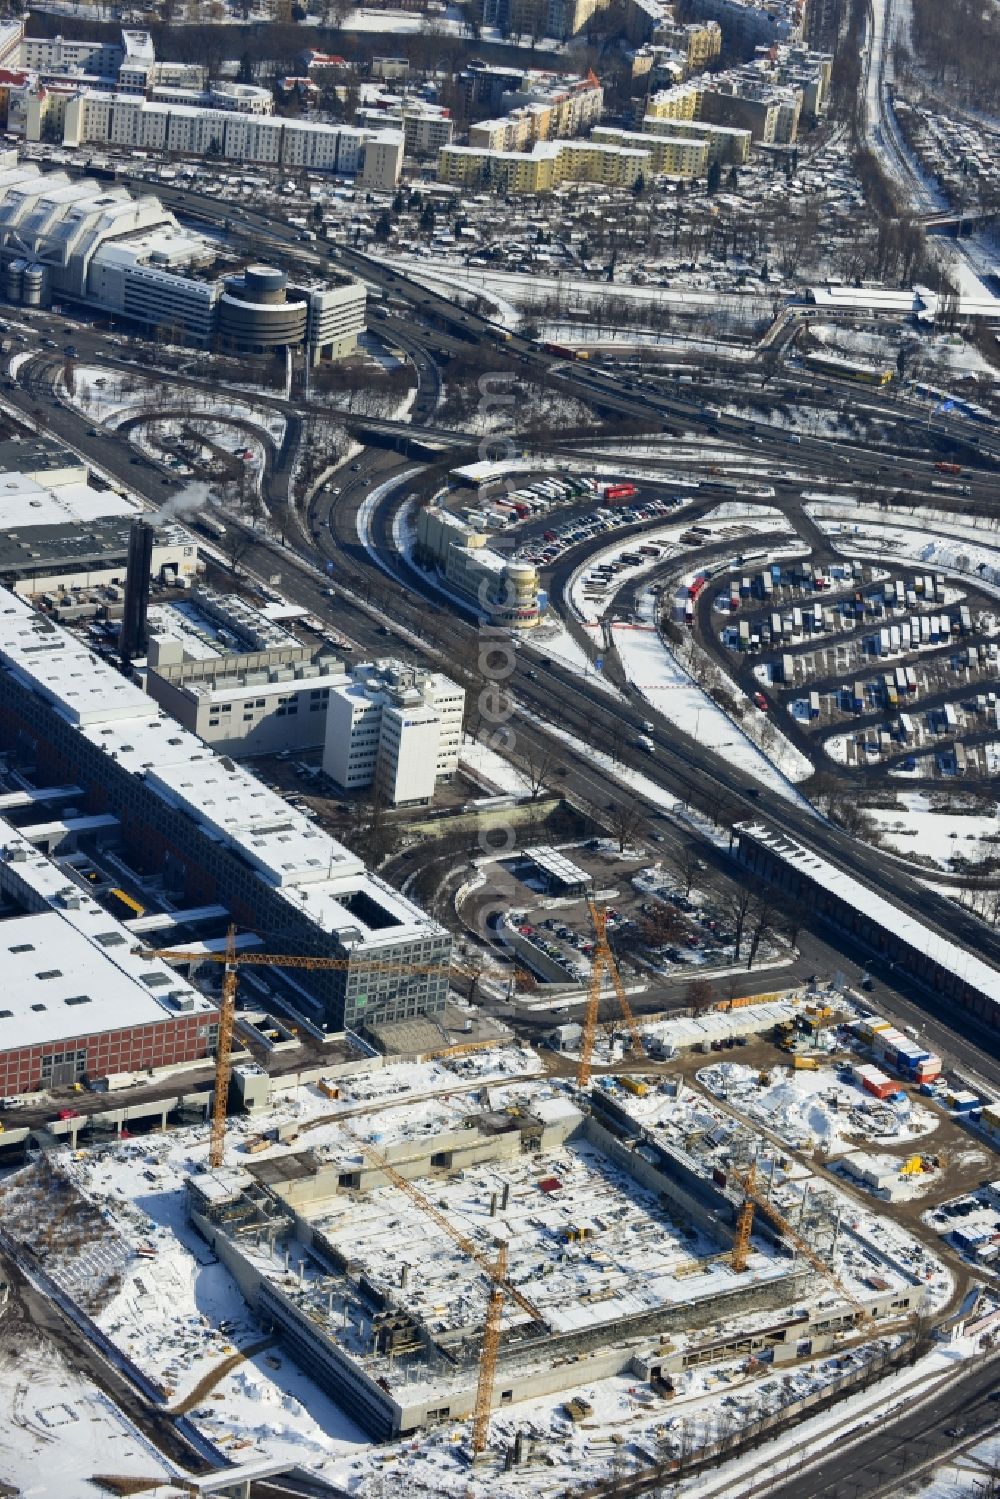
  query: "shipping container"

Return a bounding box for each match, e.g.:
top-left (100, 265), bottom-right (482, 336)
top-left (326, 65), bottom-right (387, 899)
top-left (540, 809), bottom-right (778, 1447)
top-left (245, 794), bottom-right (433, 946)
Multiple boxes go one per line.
top-left (809, 691), bottom-right (820, 719)
top-left (619, 1075), bottom-right (648, 1097)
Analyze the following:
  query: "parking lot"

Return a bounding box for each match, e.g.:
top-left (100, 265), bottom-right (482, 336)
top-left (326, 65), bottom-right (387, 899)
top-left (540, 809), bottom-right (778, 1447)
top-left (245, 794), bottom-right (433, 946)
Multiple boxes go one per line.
top-left (709, 550), bottom-right (1000, 782)
top-left (498, 840), bottom-right (786, 989)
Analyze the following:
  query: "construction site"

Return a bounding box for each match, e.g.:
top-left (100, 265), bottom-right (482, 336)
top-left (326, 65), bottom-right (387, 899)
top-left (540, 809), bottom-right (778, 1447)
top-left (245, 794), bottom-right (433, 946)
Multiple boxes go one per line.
top-left (0, 864), bottom-right (991, 1493)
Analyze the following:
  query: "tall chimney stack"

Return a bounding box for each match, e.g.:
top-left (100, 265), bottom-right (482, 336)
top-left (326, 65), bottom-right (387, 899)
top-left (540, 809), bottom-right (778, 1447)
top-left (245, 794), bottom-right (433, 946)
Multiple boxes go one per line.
top-left (120, 519), bottom-right (155, 666)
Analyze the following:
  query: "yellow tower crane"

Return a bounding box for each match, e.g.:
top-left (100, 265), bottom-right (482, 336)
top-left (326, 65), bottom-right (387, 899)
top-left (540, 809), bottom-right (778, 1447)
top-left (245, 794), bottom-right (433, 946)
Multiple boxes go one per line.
top-left (351, 1131), bottom-right (546, 1455)
top-left (577, 897), bottom-right (647, 1089)
top-left (473, 1242), bottom-right (507, 1457)
top-left (730, 1162), bottom-right (872, 1325)
top-left (136, 928), bottom-right (451, 1168)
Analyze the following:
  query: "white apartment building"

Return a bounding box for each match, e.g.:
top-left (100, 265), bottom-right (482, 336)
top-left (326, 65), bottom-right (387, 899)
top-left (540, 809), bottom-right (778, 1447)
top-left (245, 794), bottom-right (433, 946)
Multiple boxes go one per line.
top-left (323, 661), bottom-right (464, 805)
top-left (355, 103), bottom-right (453, 159)
top-left (15, 82), bottom-right (404, 187)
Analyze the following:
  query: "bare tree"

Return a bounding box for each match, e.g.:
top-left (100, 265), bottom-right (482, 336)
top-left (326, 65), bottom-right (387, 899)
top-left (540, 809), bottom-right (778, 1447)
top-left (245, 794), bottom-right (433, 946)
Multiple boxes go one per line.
top-left (717, 882), bottom-right (754, 961)
top-left (686, 976), bottom-right (715, 1015)
top-left (222, 528), bottom-right (254, 578)
top-left (782, 898), bottom-right (811, 951)
top-left (745, 896), bottom-right (780, 970)
top-left (675, 843), bottom-right (704, 899)
top-left (608, 800), bottom-right (645, 854)
top-left (523, 743), bottom-right (555, 801)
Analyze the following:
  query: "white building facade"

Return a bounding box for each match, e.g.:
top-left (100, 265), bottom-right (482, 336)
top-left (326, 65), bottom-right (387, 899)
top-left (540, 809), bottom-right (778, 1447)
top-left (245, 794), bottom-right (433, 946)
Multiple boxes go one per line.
top-left (323, 661), bottom-right (464, 805)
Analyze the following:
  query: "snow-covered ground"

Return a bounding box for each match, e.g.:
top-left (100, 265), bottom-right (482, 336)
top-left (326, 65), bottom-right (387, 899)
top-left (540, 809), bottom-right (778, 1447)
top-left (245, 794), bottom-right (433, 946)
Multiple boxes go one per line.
top-left (809, 505), bottom-right (1000, 600)
top-left (867, 792), bottom-right (999, 869)
top-left (523, 613), bottom-right (619, 692)
top-left (697, 1060), bottom-right (939, 1155)
top-left (612, 588), bottom-right (814, 797)
top-left (63, 366), bottom-right (287, 446)
top-left (0, 1334), bottom-right (179, 1498)
top-left (383, 255), bottom-right (783, 328)
top-left (459, 735), bottom-right (534, 796)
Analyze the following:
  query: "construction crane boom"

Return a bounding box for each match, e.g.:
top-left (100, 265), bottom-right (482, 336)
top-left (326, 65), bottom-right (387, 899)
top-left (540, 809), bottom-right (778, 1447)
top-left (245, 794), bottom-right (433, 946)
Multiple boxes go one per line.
top-left (355, 1133), bottom-right (546, 1326)
top-left (731, 1164), bottom-right (870, 1323)
top-left (136, 946), bottom-right (450, 976)
top-left (731, 1161), bottom-right (757, 1274)
top-left (472, 1242), bottom-right (507, 1456)
top-left (210, 925), bottom-right (239, 1169)
top-left (139, 938), bottom-right (452, 1169)
top-left (577, 898), bottom-right (646, 1088)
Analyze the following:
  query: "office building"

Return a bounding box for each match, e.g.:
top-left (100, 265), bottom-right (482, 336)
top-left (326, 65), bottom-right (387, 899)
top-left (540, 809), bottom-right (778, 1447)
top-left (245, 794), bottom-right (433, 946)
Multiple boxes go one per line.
top-left (416, 505), bottom-right (540, 628)
top-left (323, 660), bottom-right (464, 805)
top-left (0, 159), bottom-right (366, 360)
top-left (0, 590), bottom-right (451, 1034)
top-left (143, 588), bottom-right (345, 756)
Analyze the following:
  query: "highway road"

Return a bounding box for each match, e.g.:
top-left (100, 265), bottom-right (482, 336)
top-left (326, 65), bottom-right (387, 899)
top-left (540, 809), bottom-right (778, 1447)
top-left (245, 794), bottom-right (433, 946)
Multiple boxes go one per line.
top-left (762, 1352), bottom-right (1000, 1499)
top-left (4, 179), bottom-right (1000, 1086)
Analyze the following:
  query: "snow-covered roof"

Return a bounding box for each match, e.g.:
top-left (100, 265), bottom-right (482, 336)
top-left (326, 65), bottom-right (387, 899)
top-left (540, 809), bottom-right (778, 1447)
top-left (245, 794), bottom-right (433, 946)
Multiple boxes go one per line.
top-left (0, 584), bottom-right (446, 952)
top-left (739, 822), bottom-right (1000, 1008)
top-left (0, 471), bottom-right (138, 530)
top-left (0, 816), bottom-right (213, 1046)
top-left (523, 844), bottom-right (593, 889)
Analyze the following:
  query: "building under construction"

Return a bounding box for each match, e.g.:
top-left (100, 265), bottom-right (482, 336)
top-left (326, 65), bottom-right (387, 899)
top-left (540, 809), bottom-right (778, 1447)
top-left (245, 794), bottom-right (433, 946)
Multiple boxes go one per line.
top-left (186, 1086), bottom-right (825, 1440)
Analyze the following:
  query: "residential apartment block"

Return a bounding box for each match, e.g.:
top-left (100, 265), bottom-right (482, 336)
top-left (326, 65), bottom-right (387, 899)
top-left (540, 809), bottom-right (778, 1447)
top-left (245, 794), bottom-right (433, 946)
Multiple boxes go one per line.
top-left (12, 84), bottom-right (404, 185)
top-left (323, 661), bottom-right (464, 805)
top-left (461, 62), bottom-right (603, 134)
top-left (355, 102), bottom-right (454, 159)
top-left (626, 0), bottom-right (803, 47)
top-left (438, 127), bottom-right (703, 193)
top-left (645, 47), bottom-right (830, 145)
top-left (639, 113), bottom-right (752, 164)
top-left (589, 126), bottom-right (710, 177)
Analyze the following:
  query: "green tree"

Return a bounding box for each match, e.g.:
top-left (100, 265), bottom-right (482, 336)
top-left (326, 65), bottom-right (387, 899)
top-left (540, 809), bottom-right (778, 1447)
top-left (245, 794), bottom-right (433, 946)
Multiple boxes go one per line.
top-left (707, 160), bottom-right (722, 196)
top-left (374, 210), bottom-right (392, 242)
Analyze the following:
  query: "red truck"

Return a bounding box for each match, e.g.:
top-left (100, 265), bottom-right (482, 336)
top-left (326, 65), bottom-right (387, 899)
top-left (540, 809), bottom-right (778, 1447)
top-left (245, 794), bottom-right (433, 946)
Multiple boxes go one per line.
top-left (604, 482), bottom-right (637, 501)
top-left (934, 461), bottom-right (962, 475)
